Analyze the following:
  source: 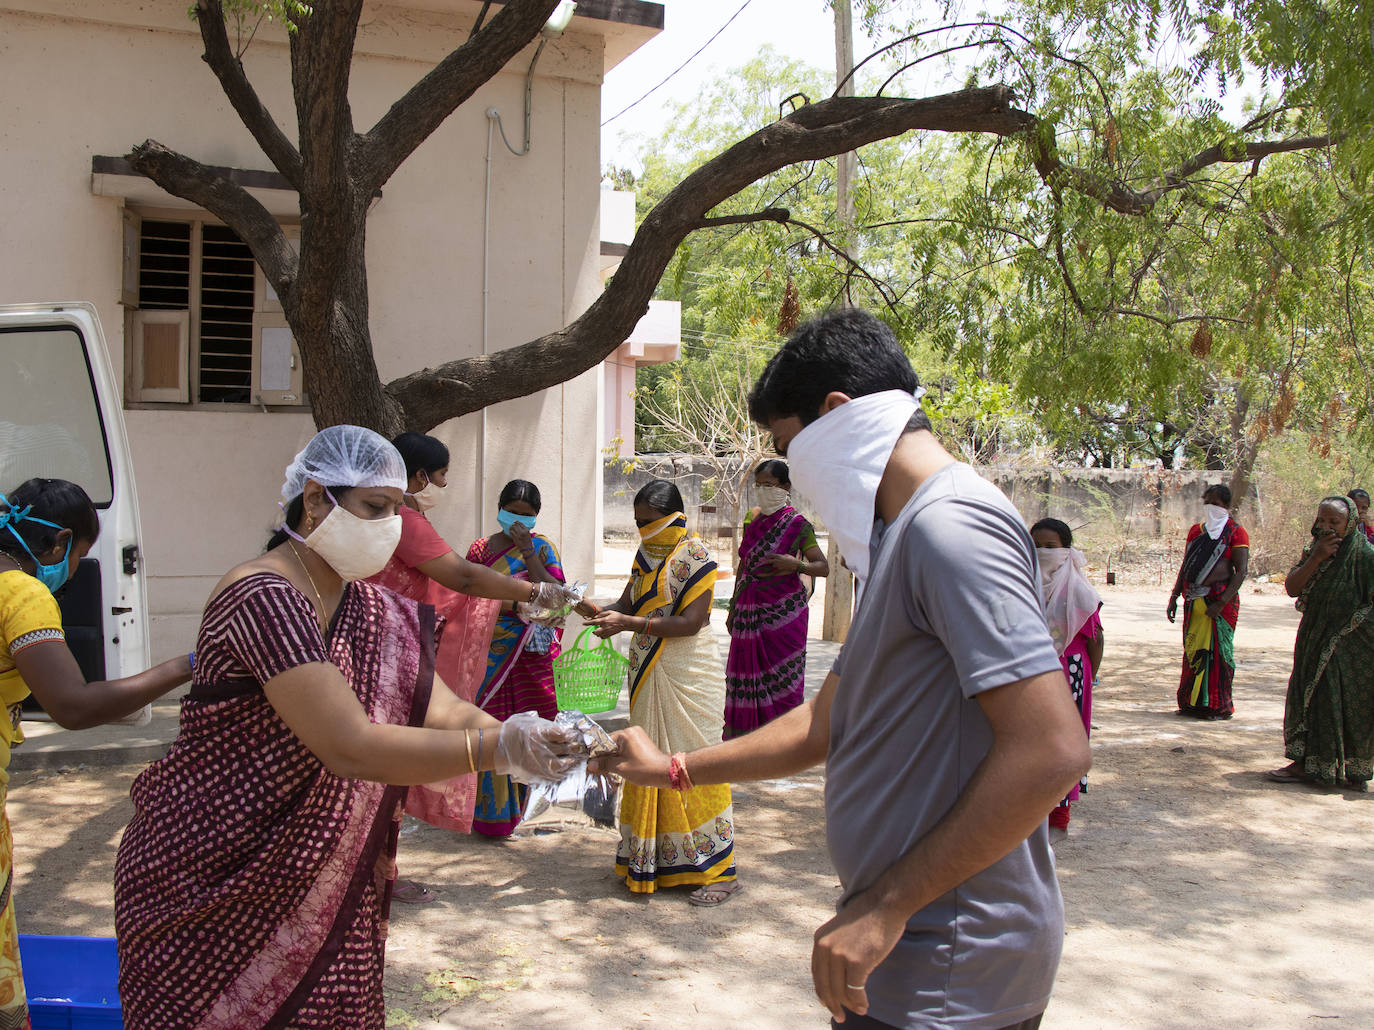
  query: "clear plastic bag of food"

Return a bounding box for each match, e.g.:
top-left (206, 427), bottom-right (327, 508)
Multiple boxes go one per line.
top-left (516, 580), bottom-right (588, 626)
top-left (519, 710), bottom-right (621, 831)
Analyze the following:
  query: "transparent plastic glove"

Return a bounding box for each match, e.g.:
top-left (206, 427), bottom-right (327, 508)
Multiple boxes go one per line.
top-left (516, 581), bottom-right (586, 626)
top-left (493, 712), bottom-right (582, 784)
top-left (533, 581), bottom-right (576, 610)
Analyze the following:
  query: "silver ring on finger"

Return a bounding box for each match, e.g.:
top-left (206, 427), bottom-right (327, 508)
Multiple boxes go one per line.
top-left (846, 983), bottom-right (865, 991)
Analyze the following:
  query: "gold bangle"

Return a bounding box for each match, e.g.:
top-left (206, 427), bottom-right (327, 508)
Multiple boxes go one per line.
top-left (463, 729), bottom-right (475, 773)
top-left (644, 616), bottom-right (652, 635)
top-left (478, 727), bottom-right (484, 770)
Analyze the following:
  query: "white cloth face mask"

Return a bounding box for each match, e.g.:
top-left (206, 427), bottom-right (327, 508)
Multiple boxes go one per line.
top-left (755, 485), bottom-right (790, 516)
top-left (1038, 547), bottom-right (1101, 656)
top-left (409, 479), bottom-right (444, 512)
top-left (1036, 546), bottom-right (1071, 586)
top-left (304, 490), bottom-right (402, 581)
top-left (1202, 503), bottom-right (1230, 540)
top-left (785, 390), bottom-right (919, 582)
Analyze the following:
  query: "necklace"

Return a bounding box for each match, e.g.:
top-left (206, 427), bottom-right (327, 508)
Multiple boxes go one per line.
top-left (287, 542), bottom-right (329, 633)
top-left (0, 553), bottom-right (22, 573)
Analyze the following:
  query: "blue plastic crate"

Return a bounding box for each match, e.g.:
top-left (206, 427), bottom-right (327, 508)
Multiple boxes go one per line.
top-left (18, 934), bottom-right (122, 1029)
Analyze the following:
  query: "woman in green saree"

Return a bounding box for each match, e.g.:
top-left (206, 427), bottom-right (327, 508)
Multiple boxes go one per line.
top-left (1269, 495), bottom-right (1374, 790)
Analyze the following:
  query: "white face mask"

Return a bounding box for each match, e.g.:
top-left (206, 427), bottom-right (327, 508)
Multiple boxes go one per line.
top-left (755, 484), bottom-right (790, 516)
top-left (1036, 546), bottom-right (1070, 586)
top-left (1202, 503), bottom-right (1230, 540)
top-left (785, 390), bottom-right (919, 582)
top-left (409, 476), bottom-right (444, 512)
top-left (305, 492), bottom-right (402, 581)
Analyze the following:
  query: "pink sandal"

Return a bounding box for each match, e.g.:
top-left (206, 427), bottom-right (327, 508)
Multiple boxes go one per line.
top-left (393, 880), bottom-right (438, 904)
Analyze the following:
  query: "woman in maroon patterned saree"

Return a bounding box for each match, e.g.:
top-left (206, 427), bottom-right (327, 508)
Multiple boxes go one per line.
top-left (114, 427), bottom-right (578, 1030)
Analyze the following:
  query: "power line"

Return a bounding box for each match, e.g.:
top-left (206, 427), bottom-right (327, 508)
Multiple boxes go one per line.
top-left (601, 0), bottom-right (757, 127)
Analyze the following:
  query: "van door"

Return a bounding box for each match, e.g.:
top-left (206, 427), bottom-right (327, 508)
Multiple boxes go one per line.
top-left (0, 303), bottom-right (149, 699)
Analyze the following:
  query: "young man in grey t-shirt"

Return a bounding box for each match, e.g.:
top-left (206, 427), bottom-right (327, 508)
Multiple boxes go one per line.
top-left (599, 310), bottom-right (1089, 1029)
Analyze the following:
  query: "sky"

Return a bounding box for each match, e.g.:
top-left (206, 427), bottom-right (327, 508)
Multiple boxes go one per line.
top-left (600, 0), bottom-right (859, 172)
top-left (597, 0), bottom-right (1255, 175)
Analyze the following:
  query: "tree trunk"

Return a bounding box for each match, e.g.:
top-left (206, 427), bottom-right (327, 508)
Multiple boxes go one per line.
top-left (1226, 390), bottom-right (1258, 516)
top-left (282, 192), bottom-right (407, 433)
top-left (1228, 437), bottom-right (1260, 518)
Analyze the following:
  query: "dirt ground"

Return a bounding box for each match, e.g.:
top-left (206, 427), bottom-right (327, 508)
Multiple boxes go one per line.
top-left (10, 584), bottom-right (1374, 1029)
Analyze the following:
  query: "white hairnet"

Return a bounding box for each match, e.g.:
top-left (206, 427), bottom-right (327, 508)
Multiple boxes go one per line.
top-left (281, 425), bottom-right (408, 500)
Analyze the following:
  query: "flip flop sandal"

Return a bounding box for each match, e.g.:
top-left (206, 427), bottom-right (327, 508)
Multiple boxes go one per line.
top-left (1265, 767), bottom-right (1306, 783)
top-left (687, 881), bottom-right (742, 907)
top-left (393, 881), bottom-right (438, 904)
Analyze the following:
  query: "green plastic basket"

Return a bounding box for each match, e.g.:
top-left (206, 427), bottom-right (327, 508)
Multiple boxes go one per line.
top-left (553, 628), bottom-right (629, 713)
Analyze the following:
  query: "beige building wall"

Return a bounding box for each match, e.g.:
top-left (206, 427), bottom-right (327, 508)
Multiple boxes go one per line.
top-left (0, 1), bottom-right (660, 659)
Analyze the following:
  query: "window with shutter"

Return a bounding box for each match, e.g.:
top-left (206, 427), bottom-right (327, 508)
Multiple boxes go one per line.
top-left (125, 216), bottom-right (302, 409)
top-left (197, 225), bottom-right (255, 402)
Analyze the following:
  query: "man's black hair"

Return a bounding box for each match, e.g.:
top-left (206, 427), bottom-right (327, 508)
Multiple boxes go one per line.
top-left (748, 309), bottom-right (932, 433)
top-left (1348, 488), bottom-right (1370, 505)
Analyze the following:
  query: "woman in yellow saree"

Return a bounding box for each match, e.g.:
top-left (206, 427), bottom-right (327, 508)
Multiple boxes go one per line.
top-left (0, 479), bottom-right (192, 1028)
top-left (586, 481), bottom-right (740, 906)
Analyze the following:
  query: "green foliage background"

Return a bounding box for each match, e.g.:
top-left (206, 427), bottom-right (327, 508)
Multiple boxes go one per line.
top-left (611, 0), bottom-right (1374, 485)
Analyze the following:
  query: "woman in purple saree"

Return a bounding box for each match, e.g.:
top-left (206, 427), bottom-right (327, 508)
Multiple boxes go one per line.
top-left (113, 427), bottom-right (577, 1030)
top-left (724, 461), bottom-right (828, 739)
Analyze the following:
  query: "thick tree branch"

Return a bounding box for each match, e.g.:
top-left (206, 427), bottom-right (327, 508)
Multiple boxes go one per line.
top-left (1031, 132), bottom-right (1337, 215)
top-left (125, 140), bottom-right (296, 297)
top-left (194, 0), bottom-right (302, 186)
top-left (386, 88), bottom-right (1035, 430)
top-left (358, 0), bottom-right (560, 194)
top-left (377, 81), bottom-right (1334, 432)
top-left (693, 208), bottom-right (791, 229)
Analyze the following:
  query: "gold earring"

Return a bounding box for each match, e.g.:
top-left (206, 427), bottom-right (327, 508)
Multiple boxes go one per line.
top-left (306, 512), bottom-right (316, 532)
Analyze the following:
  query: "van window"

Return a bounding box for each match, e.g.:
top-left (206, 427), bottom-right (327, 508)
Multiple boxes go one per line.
top-left (0, 325), bottom-right (114, 506)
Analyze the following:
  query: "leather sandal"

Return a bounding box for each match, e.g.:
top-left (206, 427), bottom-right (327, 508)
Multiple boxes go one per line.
top-left (1265, 765), bottom-right (1306, 783)
top-left (688, 880), bottom-right (743, 907)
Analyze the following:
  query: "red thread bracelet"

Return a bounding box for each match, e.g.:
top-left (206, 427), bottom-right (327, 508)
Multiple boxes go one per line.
top-left (668, 752), bottom-right (693, 792)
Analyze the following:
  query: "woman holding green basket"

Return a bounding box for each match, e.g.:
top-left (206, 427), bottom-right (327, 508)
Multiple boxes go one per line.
top-left (584, 480), bottom-right (741, 907)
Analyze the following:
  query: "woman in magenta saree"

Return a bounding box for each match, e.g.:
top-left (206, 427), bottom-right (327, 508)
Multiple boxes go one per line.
top-left (466, 479), bottom-right (566, 836)
top-left (724, 461), bottom-right (828, 739)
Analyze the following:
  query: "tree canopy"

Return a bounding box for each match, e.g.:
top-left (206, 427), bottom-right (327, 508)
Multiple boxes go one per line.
top-left (126, 0), bottom-right (1364, 451)
top-left (615, 1), bottom-right (1372, 497)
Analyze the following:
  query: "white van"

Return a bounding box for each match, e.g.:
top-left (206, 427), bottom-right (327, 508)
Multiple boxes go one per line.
top-left (0, 302), bottom-right (149, 702)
